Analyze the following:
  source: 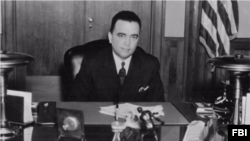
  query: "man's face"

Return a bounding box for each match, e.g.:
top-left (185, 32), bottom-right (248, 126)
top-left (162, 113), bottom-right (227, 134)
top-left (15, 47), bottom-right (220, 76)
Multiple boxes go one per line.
top-left (108, 20), bottom-right (140, 60)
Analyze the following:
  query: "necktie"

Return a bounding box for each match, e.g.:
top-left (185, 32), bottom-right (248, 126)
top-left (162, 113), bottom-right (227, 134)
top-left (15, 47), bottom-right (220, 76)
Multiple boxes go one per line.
top-left (119, 62), bottom-right (126, 85)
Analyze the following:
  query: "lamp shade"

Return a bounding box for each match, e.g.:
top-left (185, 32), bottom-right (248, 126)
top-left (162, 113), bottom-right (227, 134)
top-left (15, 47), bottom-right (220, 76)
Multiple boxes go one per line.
top-left (0, 50), bottom-right (34, 68)
top-left (207, 54), bottom-right (250, 72)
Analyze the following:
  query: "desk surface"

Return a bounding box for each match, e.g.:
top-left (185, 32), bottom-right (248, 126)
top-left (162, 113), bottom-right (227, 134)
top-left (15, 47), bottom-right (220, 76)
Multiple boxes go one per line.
top-left (56, 102), bottom-right (189, 126)
top-left (6, 102), bottom-right (189, 141)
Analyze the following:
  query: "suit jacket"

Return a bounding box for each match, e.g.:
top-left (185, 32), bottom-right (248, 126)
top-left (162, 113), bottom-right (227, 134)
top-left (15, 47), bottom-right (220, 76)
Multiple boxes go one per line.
top-left (68, 45), bottom-right (165, 102)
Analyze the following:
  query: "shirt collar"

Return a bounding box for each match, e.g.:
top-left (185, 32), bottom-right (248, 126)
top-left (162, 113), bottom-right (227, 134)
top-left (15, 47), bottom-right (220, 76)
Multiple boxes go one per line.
top-left (112, 51), bottom-right (132, 75)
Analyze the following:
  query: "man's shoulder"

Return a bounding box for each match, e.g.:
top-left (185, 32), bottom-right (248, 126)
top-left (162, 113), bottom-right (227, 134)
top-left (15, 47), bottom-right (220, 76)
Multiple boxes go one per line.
top-left (135, 47), bottom-right (159, 63)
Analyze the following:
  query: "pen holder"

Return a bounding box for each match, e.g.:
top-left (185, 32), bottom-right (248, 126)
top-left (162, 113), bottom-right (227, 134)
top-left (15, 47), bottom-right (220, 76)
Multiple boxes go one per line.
top-left (111, 121), bottom-right (141, 141)
top-left (111, 118), bottom-right (141, 141)
top-left (120, 127), bottom-right (141, 141)
top-left (111, 121), bottom-right (126, 141)
top-left (111, 112), bottom-right (141, 141)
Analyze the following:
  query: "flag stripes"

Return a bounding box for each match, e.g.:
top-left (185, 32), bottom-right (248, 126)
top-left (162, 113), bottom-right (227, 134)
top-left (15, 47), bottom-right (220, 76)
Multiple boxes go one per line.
top-left (199, 0), bottom-right (238, 58)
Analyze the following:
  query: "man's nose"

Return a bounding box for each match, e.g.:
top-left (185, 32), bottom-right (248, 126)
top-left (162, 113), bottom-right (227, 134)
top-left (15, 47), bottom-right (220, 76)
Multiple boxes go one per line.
top-left (124, 37), bottom-right (131, 46)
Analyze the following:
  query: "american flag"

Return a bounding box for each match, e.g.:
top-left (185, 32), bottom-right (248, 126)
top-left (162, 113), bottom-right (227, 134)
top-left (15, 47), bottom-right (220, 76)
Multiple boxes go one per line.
top-left (199, 0), bottom-right (239, 58)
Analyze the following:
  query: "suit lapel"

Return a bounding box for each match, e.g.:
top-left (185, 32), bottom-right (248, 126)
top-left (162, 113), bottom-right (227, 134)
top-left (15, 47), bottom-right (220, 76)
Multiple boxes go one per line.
top-left (119, 49), bottom-right (142, 100)
top-left (100, 46), bottom-right (118, 76)
top-left (100, 47), bottom-right (120, 92)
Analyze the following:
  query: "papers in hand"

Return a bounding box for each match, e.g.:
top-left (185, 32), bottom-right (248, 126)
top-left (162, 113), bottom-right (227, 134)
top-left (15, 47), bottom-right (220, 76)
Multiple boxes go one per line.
top-left (99, 103), bottom-right (164, 119)
top-left (6, 89), bottom-right (33, 124)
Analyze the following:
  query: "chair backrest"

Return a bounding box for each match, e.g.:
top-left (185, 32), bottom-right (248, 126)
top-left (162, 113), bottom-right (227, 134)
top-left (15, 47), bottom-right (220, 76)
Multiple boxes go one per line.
top-left (64, 39), bottom-right (110, 79)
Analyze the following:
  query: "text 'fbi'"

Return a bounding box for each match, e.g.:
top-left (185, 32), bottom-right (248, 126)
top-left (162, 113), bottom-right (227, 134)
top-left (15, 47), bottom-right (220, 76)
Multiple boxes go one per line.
top-left (232, 129), bottom-right (247, 136)
top-left (228, 125), bottom-right (250, 140)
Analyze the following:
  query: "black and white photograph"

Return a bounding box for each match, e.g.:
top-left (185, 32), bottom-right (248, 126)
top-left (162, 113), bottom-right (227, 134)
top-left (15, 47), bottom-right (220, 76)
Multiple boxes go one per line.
top-left (0, 0), bottom-right (250, 140)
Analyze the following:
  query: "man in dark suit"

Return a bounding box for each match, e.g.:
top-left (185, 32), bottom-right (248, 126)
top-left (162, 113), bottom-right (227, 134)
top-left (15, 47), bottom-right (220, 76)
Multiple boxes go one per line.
top-left (68, 11), bottom-right (164, 102)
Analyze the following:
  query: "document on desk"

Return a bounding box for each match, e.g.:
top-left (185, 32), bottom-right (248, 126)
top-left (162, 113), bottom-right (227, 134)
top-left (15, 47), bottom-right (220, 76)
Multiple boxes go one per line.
top-left (24, 126), bottom-right (34, 141)
top-left (6, 89), bottom-right (33, 124)
top-left (99, 103), bottom-right (164, 118)
top-left (183, 120), bottom-right (205, 141)
top-left (245, 93), bottom-right (250, 124)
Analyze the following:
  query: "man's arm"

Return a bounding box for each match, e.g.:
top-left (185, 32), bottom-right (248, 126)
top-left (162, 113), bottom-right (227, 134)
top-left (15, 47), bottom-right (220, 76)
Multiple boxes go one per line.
top-left (67, 58), bottom-right (93, 101)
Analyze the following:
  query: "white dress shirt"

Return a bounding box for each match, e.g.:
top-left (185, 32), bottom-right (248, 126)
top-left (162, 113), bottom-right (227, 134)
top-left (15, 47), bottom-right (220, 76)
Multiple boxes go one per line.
top-left (112, 51), bottom-right (132, 75)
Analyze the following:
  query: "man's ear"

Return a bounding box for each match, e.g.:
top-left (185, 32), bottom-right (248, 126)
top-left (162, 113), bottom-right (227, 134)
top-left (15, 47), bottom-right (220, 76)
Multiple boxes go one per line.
top-left (108, 32), bottom-right (112, 44)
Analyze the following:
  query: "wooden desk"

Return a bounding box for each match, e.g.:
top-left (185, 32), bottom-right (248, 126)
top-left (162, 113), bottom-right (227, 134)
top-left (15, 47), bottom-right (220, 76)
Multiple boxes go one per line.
top-left (57, 102), bottom-right (189, 126)
top-left (8, 102), bottom-right (190, 141)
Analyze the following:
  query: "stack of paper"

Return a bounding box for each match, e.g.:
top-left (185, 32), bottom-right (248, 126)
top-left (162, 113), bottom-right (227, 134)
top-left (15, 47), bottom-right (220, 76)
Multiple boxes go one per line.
top-left (99, 103), bottom-right (164, 119)
top-left (196, 107), bottom-right (218, 119)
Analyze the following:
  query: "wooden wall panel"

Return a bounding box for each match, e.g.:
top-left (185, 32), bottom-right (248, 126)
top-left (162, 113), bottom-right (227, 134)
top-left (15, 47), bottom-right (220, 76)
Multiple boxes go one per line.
top-left (14, 1), bottom-right (86, 76)
top-left (151, 1), bottom-right (165, 60)
top-left (2, 1), bottom-right (16, 52)
top-left (231, 38), bottom-right (250, 53)
top-left (175, 39), bottom-right (185, 102)
top-left (2, 1), bottom-right (26, 90)
top-left (26, 76), bottom-right (63, 102)
top-left (160, 39), bottom-right (170, 101)
top-left (162, 38), bottom-right (185, 102)
top-left (183, 1), bottom-right (204, 102)
top-left (0, 34), bottom-right (3, 50)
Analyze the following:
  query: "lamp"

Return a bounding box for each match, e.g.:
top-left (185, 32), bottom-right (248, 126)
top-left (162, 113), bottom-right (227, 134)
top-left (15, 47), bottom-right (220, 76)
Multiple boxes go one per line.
top-left (208, 54), bottom-right (250, 125)
top-left (208, 54), bottom-right (250, 137)
top-left (0, 50), bottom-right (34, 138)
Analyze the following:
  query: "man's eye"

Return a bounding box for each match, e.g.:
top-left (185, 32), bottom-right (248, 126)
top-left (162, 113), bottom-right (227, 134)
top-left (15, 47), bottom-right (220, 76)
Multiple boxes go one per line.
top-left (132, 36), bottom-right (138, 39)
top-left (118, 34), bottom-right (124, 37)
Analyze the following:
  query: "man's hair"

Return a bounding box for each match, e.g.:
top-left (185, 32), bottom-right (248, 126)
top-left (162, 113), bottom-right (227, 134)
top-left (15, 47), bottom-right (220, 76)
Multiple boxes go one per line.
top-left (110, 11), bottom-right (141, 33)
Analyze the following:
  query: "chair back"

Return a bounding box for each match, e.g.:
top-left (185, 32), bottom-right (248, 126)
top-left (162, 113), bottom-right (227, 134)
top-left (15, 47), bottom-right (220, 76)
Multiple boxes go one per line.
top-left (64, 39), bottom-right (110, 79)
